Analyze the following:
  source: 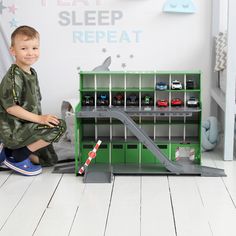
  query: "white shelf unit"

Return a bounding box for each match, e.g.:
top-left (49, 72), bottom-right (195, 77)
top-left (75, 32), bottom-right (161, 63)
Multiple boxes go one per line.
top-left (211, 0), bottom-right (236, 160)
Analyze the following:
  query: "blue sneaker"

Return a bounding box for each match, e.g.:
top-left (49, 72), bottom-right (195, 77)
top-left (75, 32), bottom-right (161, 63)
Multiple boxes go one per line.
top-left (3, 158), bottom-right (42, 176)
top-left (0, 143), bottom-right (6, 164)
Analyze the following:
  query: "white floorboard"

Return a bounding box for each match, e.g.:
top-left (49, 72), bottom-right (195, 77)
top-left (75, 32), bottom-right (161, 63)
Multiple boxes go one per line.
top-left (0, 173), bottom-right (36, 231)
top-left (69, 181), bottom-right (113, 236)
top-left (105, 176), bottom-right (141, 236)
top-left (47, 174), bottom-right (85, 208)
top-left (215, 160), bottom-right (236, 206)
top-left (34, 174), bottom-right (85, 236)
top-left (169, 177), bottom-right (212, 236)
top-left (34, 206), bottom-right (77, 236)
top-left (0, 169), bottom-right (62, 236)
top-left (196, 176), bottom-right (236, 236)
top-left (141, 176), bottom-right (176, 236)
top-left (0, 147), bottom-right (236, 236)
top-left (0, 170), bottom-right (11, 187)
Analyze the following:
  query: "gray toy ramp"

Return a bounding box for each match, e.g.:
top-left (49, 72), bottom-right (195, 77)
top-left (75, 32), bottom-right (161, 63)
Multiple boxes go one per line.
top-left (175, 163), bottom-right (226, 177)
top-left (77, 108), bottom-right (226, 177)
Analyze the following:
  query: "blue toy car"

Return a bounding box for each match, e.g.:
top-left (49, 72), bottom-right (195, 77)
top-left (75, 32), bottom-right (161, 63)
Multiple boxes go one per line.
top-left (156, 82), bottom-right (168, 90)
top-left (97, 94), bottom-right (109, 106)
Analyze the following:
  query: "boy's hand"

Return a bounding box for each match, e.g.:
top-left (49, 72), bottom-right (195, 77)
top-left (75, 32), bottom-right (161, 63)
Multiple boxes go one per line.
top-left (39, 115), bottom-right (59, 127)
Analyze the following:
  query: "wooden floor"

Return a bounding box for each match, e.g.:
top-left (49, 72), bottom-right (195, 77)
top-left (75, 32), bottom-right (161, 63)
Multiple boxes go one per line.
top-left (1, 147), bottom-right (236, 236)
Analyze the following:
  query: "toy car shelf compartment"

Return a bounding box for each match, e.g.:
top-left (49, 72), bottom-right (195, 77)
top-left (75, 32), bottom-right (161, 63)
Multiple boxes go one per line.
top-left (75, 71), bottom-right (225, 178)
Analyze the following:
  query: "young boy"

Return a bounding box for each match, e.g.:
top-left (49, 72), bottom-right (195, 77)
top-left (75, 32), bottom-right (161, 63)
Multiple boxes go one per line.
top-left (0, 26), bottom-right (66, 176)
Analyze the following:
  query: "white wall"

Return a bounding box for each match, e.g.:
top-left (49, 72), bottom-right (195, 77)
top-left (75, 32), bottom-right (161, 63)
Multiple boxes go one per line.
top-left (219, 0), bottom-right (228, 31)
top-left (0, 0), bottom-right (212, 119)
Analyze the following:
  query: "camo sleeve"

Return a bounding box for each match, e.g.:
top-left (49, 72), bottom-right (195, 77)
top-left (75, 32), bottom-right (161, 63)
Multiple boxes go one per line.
top-left (0, 71), bottom-right (24, 110)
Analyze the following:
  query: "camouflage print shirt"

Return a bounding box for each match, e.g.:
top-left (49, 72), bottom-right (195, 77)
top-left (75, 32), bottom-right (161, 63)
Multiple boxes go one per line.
top-left (0, 64), bottom-right (42, 145)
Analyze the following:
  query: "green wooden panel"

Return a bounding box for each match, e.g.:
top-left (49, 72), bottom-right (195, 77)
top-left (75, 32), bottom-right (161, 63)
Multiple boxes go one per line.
top-left (111, 143), bottom-right (125, 163)
top-left (141, 144), bottom-right (155, 164)
top-left (141, 144), bottom-right (169, 164)
top-left (125, 143), bottom-right (139, 163)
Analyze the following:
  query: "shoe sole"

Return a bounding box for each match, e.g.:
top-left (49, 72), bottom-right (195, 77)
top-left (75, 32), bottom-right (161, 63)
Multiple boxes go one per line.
top-left (0, 143), bottom-right (5, 163)
top-left (3, 160), bottom-right (42, 176)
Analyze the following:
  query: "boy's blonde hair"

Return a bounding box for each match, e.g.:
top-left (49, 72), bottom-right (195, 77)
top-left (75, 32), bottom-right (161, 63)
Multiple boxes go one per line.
top-left (11, 25), bottom-right (39, 46)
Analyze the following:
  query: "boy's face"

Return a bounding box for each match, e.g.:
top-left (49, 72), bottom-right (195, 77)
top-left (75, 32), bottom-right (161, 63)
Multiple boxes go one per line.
top-left (10, 34), bottom-right (40, 71)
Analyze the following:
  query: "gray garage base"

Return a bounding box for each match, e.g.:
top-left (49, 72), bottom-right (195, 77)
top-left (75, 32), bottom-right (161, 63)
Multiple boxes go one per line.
top-left (53, 162), bottom-right (226, 183)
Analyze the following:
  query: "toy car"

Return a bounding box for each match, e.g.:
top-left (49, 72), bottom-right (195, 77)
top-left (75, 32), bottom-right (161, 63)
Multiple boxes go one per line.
top-left (171, 80), bottom-right (182, 90)
top-left (157, 99), bottom-right (169, 107)
top-left (186, 96), bottom-right (199, 107)
top-left (142, 95), bottom-right (153, 106)
top-left (97, 94), bottom-right (109, 106)
top-left (156, 82), bottom-right (168, 90)
top-left (113, 93), bottom-right (124, 106)
top-left (126, 95), bottom-right (139, 106)
top-left (171, 98), bottom-right (183, 106)
top-left (82, 95), bottom-right (94, 106)
top-left (186, 80), bottom-right (194, 89)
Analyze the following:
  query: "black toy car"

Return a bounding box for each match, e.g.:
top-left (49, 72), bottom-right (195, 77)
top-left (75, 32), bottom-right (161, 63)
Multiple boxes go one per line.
top-left (97, 94), bottom-right (109, 106)
top-left (141, 95), bottom-right (153, 106)
top-left (82, 95), bottom-right (94, 106)
top-left (186, 80), bottom-right (194, 89)
top-left (113, 93), bottom-right (124, 106)
top-left (126, 95), bottom-right (139, 106)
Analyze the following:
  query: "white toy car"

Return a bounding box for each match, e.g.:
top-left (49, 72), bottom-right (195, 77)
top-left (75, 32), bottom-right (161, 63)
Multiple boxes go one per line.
top-left (171, 80), bottom-right (182, 90)
top-left (186, 97), bottom-right (199, 107)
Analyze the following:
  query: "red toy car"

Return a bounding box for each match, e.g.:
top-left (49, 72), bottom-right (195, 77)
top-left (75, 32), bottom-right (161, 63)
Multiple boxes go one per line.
top-left (113, 93), bottom-right (124, 106)
top-left (157, 99), bottom-right (169, 107)
top-left (171, 98), bottom-right (183, 106)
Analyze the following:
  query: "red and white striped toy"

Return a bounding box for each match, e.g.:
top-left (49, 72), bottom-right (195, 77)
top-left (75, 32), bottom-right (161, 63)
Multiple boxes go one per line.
top-left (78, 140), bottom-right (102, 175)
